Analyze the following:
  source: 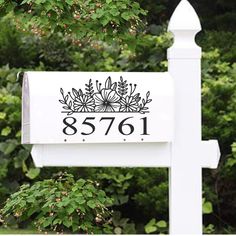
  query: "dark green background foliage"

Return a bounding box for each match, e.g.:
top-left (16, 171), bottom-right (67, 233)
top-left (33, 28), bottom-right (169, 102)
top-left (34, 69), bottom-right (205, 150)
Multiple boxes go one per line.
top-left (0, 0), bottom-right (235, 234)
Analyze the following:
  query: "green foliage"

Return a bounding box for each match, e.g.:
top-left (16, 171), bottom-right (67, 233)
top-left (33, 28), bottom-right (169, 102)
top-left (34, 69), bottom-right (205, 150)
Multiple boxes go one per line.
top-left (112, 211), bottom-right (136, 234)
top-left (195, 0), bottom-right (236, 31)
top-left (79, 167), bottom-right (168, 233)
top-left (203, 224), bottom-right (215, 234)
top-left (144, 218), bottom-right (167, 234)
top-left (38, 33), bottom-right (74, 71)
top-left (0, 15), bottom-right (39, 68)
top-left (137, 0), bottom-right (236, 32)
top-left (0, 173), bottom-right (113, 234)
top-left (129, 168), bottom-right (168, 226)
top-left (201, 48), bottom-right (236, 232)
top-left (202, 49), bottom-right (236, 150)
top-left (0, 0), bottom-right (146, 44)
top-left (0, 14), bottom-right (77, 70)
top-left (25, 168), bottom-right (40, 180)
top-left (203, 198), bottom-right (213, 215)
top-left (198, 31), bottom-right (236, 63)
top-left (138, 0), bottom-right (168, 26)
top-left (72, 29), bottom-right (171, 72)
top-left (95, 169), bottom-right (133, 206)
top-left (0, 66), bottom-right (22, 200)
top-left (225, 143), bottom-right (236, 168)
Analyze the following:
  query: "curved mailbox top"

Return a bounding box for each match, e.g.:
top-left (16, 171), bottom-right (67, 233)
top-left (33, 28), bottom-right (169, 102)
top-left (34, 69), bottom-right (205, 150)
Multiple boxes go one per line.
top-left (22, 72), bottom-right (174, 144)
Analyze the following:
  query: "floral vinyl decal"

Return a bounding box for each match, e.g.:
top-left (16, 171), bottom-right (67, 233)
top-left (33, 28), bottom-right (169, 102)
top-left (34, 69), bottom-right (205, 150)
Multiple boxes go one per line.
top-left (59, 76), bottom-right (152, 115)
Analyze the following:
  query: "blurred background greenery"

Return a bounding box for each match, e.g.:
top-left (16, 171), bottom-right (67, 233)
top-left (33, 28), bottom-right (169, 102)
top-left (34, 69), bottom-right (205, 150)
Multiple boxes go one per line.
top-left (0, 0), bottom-right (235, 234)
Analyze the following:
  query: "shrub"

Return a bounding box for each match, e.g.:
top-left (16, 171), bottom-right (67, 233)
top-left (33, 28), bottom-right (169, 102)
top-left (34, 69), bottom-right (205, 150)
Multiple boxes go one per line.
top-left (0, 173), bottom-right (113, 234)
top-left (198, 31), bottom-right (236, 63)
top-left (202, 49), bottom-right (236, 231)
top-left (0, 15), bottom-right (39, 68)
top-left (78, 167), bottom-right (168, 233)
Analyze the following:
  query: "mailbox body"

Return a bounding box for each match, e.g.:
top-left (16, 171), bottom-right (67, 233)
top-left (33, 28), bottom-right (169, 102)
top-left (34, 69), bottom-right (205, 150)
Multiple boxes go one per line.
top-left (22, 72), bottom-right (174, 144)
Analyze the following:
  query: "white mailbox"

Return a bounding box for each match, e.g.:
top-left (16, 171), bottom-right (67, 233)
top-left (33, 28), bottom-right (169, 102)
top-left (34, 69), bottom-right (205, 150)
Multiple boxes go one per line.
top-left (22, 72), bottom-right (174, 144)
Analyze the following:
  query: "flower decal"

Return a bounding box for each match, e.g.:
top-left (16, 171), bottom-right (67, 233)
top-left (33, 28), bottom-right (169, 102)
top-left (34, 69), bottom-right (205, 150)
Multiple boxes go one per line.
top-left (59, 76), bottom-right (152, 115)
top-left (119, 95), bottom-right (140, 112)
top-left (73, 94), bottom-right (95, 112)
top-left (93, 89), bottom-right (120, 112)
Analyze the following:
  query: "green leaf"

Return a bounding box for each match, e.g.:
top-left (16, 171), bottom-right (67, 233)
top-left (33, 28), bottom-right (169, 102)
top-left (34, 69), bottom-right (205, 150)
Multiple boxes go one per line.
top-left (203, 201), bottom-right (213, 214)
top-left (15, 130), bottom-right (21, 138)
top-left (21, 0), bottom-right (30, 4)
top-left (145, 225), bottom-right (157, 234)
top-left (114, 227), bottom-right (122, 234)
top-left (203, 224), bottom-right (215, 234)
top-left (156, 220), bottom-right (167, 228)
top-left (91, 13), bottom-right (98, 20)
top-left (13, 149), bottom-right (29, 168)
top-left (87, 200), bottom-right (96, 209)
top-left (43, 218), bottom-right (53, 227)
top-left (121, 12), bottom-right (131, 21)
top-left (63, 218), bottom-right (72, 228)
top-left (145, 218), bottom-right (157, 234)
top-left (27, 207), bottom-right (36, 217)
top-left (22, 161), bottom-right (28, 173)
top-left (26, 168), bottom-right (40, 179)
top-left (232, 142), bottom-right (236, 157)
top-left (72, 223), bottom-right (78, 232)
top-left (110, 9), bottom-right (120, 17)
top-left (83, 189), bottom-right (93, 197)
top-left (35, 0), bottom-right (43, 5)
top-left (65, 0), bottom-right (73, 6)
top-left (0, 112), bottom-right (6, 119)
top-left (226, 156), bottom-right (236, 167)
top-left (67, 207), bottom-right (74, 214)
top-left (53, 219), bottom-right (62, 225)
top-left (75, 196), bottom-right (86, 205)
top-left (1, 126), bottom-right (12, 136)
top-left (100, 17), bottom-right (110, 26)
top-left (76, 179), bottom-right (86, 188)
top-left (0, 140), bottom-right (18, 155)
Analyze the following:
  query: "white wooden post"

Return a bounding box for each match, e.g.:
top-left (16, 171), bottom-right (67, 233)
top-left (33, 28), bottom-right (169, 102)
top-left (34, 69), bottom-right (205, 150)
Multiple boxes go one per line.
top-left (168, 0), bottom-right (203, 234)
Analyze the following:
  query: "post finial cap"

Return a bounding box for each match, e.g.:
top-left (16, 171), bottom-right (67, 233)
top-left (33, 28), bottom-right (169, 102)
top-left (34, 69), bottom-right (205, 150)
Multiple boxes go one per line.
top-left (168, 0), bottom-right (201, 31)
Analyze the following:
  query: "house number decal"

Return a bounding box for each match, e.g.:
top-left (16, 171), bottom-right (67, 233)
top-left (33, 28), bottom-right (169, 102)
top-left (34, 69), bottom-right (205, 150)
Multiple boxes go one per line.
top-left (62, 116), bottom-right (149, 136)
top-left (59, 76), bottom-right (152, 138)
